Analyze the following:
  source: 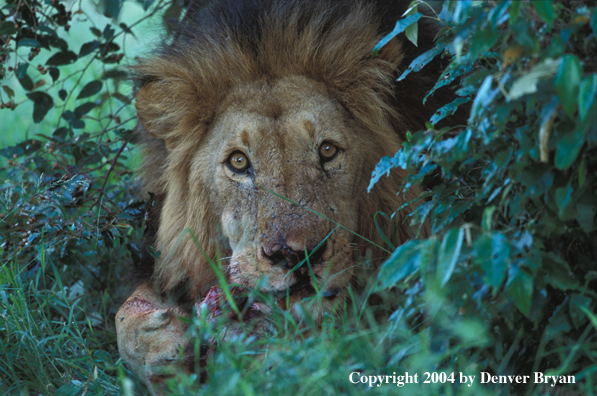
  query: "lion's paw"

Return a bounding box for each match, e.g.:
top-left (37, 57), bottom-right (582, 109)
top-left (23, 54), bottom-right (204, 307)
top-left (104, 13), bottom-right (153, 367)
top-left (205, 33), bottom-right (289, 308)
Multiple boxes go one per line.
top-left (116, 293), bottom-right (194, 395)
top-left (116, 284), bottom-right (275, 395)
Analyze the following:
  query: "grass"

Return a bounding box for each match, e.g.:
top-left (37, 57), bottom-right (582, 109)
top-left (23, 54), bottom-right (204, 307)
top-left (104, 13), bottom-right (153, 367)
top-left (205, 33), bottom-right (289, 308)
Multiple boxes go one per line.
top-left (0, 216), bottom-right (492, 396)
top-left (0, 213), bottom-right (496, 396)
top-left (0, 257), bottom-right (129, 395)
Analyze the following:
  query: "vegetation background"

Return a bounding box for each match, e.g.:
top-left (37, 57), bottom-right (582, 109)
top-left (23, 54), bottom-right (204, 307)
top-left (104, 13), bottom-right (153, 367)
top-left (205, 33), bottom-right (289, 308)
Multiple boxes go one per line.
top-left (0, 0), bottom-right (596, 395)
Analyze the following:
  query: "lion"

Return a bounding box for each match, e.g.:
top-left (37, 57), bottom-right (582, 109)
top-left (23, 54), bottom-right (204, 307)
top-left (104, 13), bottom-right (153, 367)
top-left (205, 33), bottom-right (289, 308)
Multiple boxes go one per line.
top-left (115, 0), bottom-right (457, 393)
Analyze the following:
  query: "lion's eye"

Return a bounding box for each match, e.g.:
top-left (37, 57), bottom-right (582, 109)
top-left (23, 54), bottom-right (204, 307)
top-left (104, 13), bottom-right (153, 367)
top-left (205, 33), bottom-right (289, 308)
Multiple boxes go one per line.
top-left (319, 141), bottom-right (338, 161)
top-left (227, 151), bottom-right (251, 172)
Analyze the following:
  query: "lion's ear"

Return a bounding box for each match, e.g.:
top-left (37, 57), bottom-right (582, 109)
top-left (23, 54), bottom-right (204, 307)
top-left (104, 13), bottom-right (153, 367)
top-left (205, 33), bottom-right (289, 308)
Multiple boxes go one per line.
top-left (135, 82), bottom-right (173, 143)
top-left (135, 78), bottom-right (209, 150)
top-left (134, 83), bottom-right (155, 132)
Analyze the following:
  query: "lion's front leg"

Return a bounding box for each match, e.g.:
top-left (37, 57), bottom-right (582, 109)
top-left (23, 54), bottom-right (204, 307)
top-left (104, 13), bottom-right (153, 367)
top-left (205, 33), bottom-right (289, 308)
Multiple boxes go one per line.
top-left (115, 282), bottom-right (195, 395)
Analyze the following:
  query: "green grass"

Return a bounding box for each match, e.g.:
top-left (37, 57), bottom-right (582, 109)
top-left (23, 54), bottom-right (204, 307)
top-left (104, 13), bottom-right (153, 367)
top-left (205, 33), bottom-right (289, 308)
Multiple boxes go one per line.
top-left (1, 247), bottom-right (594, 395)
top-left (0, 257), bottom-right (134, 395)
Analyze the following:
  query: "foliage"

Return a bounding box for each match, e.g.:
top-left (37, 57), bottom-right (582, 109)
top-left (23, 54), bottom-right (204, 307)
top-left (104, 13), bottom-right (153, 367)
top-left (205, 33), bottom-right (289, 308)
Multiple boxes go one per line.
top-left (0, 0), bottom-right (185, 394)
top-left (0, 0), bottom-right (596, 395)
top-left (369, 0), bottom-right (597, 392)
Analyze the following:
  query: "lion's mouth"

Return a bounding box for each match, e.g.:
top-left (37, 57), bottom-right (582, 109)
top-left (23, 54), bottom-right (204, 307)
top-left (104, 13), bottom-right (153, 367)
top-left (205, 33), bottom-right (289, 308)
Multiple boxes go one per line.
top-left (284, 268), bottom-right (341, 300)
top-left (203, 261), bottom-right (343, 322)
top-left (228, 240), bottom-right (344, 305)
top-left (259, 241), bottom-right (341, 299)
top-left (288, 272), bottom-right (315, 295)
top-left (261, 241), bottom-right (327, 269)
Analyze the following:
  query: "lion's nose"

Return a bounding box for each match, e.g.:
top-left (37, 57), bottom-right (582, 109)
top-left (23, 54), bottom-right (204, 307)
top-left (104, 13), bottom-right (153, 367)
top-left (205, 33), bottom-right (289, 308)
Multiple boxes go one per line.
top-left (262, 241), bottom-right (326, 269)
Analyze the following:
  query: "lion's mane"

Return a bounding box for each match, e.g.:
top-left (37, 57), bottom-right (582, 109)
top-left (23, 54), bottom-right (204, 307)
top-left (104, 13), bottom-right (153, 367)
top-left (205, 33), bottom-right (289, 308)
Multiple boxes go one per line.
top-left (133, 0), bottom-right (457, 300)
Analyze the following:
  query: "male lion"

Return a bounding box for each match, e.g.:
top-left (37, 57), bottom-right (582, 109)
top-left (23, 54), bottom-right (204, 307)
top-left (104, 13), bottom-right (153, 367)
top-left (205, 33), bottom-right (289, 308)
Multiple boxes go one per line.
top-left (116, 0), bottom-right (455, 393)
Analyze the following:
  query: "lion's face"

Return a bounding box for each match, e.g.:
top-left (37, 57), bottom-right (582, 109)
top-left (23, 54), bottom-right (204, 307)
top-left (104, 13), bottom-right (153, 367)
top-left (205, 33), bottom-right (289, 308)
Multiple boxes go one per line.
top-left (134, 0), bottom-right (435, 312)
top-left (192, 76), bottom-right (385, 305)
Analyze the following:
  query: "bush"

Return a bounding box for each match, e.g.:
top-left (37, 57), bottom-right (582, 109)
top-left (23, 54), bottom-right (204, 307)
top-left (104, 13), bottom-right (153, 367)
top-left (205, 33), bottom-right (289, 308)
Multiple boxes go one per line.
top-left (369, 0), bottom-right (597, 391)
top-left (0, 0), bottom-right (181, 394)
top-left (1, 0), bottom-right (596, 395)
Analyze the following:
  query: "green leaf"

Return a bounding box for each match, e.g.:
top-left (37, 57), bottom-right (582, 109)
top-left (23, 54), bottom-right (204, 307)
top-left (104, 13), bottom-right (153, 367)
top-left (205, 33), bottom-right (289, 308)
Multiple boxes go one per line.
top-left (2, 85), bottom-right (15, 98)
top-left (452, 1), bottom-right (472, 24)
top-left (46, 51), bottom-right (78, 66)
top-left (512, 19), bottom-right (538, 50)
top-left (554, 54), bottom-right (582, 118)
top-left (436, 227), bottom-right (464, 287)
top-left (38, 25), bottom-right (58, 37)
top-left (90, 27), bottom-right (102, 37)
top-left (507, 267), bottom-right (533, 317)
top-left (77, 80), bottom-right (103, 99)
top-left (555, 125), bottom-right (585, 170)
top-left (17, 74), bottom-right (33, 91)
top-left (0, 145), bottom-right (24, 159)
top-left (103, 24), bottom-right (115, 40)
top-left (578, 158), bottom-right (586, 188)
top-left (74, 102), bottom-right (97, 118)
top-left (372, 13), bottom-right (422, 58)
top-left (402, 1), bottom-right (418, 17)
top-left (142, 0), bottom-right (156, 11)
top-left (18, 38), bottom-right (39, 47)
top-left (49, 67), bottom-right (60, 83)
top-left (578, 74), bottom-right (597, 123)
top-left (555, 185), bottom-right (573, 216)
top-left (532, 1), bottom-right (555, 27)
top-left (54, 381), bottom-right (83, 396)
top-left (469, 27), bottom-right (499, 56)
top-left (398, 43), bottom-right (444, 81)
top-left (580, 306), bottom-right (597, 334)
top-left (16, 63), bottom-right (29, 79)
top-left (508, 58), bottom-right (559, 100)
top-left (404, 22), bottom-right (418, 47)
top-left (52, 127), bottom-right (69, 141)
top-left (79, 40), bottom-right (101, 57)
top-left (509, 1), bottom-right (521, 24)
top-left (46, 35), bottom-right (69, 51)
top-left (543, 253), bottom-right (578, 290)
top-left (368, 155), bottom-right (401, 192)
top-left (425, 63), bottom-right (473, 104)
top-left (102, 69), bottom-right (127, 80)
top-left (376, 240), bottom-right (422, 289)
top-left (113, 92), bottom-right (132, 104)
top-left (431, 97), bottom-right (469, 125)
top-left (482, 206), bottom-right (496, 231)
top-left (102, 0), bottom-right (122, 18)
top-left (0, 21), bottom-right (17, 35)
top-left (418, 238), bottom-right (439, 281)
top-left (469, 76), bottom-right (498, 122)
top-left (570, 294), bottom-right (592, 329)
top-left (474, 233), bottom-right (510, 289)
top-left (489, 1), bottom-right (510, 29)
top-left (576, 204), bottom-right (596, 233)
top-left (26, 92), bottom-right (54, 123)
